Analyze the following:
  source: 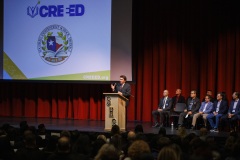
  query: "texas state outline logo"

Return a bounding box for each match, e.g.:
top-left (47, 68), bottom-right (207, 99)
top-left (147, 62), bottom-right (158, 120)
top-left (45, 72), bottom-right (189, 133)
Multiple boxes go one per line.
top-left (37, 24), bottom-right (73, 66)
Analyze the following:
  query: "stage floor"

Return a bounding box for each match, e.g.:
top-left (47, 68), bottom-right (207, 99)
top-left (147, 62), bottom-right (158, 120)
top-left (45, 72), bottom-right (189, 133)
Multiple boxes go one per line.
top-left (0, 117), bottom-right (234, 138)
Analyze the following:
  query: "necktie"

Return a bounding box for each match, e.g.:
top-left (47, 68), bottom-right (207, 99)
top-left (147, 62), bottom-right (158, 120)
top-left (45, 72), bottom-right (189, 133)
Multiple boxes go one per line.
top-left (163, 98), bottom-right (166, 109)
top-left (119, 84), bottom-right (123, 92)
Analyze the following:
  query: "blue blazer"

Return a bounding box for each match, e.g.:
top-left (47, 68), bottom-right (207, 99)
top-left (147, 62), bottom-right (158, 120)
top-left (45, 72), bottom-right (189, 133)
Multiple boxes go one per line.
top-left (158, 97), bottom-right (173, 111)
top-left (228, 100), bottom-right (240, 118)
top-left (211, 100), bottom-right (228, 114)
top-left (199, 101), bottom-right (213, 114)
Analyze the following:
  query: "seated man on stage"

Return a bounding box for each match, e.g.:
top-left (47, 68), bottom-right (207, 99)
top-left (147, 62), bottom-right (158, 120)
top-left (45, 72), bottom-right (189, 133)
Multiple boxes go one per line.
top-left (176, 90), bottom-right (200, 130)
top-left (191, 95), bottom-right (213, 130)
top-left (207, 92), bottom-right (228, 132)
top-left (221, 92), bottom-right (240, 132)
top-left (152, 90), bottom-right (172, 127)
top-left (201, 90), bottom-right (215, 103)
top-left (171, 89), bottom-right (185, 127)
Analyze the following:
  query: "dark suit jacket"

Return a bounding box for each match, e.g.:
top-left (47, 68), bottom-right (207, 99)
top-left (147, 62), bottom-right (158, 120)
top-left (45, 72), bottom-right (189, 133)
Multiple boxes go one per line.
top-left (211, 100), bottom-right (228, 114)
top-left (158, 97), bottom-right (173, 111)
top-left (172, 95), bottom-right (185, 108)
top-left (186, 97), bottom-right (200, 114)
top-left (114, 83), bottom-right (131, 100)
top-left (228, 100), bottom-right (240, 118)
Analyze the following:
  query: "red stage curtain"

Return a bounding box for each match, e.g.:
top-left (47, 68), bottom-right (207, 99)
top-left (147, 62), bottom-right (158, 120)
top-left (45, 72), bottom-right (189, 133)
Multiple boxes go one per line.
top-left (0, 1), bottom-right (240, 122)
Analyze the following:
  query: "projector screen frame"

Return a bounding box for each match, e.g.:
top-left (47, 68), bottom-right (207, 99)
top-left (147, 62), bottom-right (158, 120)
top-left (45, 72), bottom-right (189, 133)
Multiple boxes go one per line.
top-left (0, 0), bottom-right (134, 83)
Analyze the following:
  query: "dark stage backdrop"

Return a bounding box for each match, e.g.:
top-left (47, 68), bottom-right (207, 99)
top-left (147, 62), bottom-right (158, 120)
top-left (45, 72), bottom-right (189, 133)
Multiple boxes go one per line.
top-left (1, 0), bottom-right (240, 122)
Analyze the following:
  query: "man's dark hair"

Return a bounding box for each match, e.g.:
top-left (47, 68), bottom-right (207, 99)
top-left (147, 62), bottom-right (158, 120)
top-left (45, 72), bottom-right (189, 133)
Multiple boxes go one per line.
top-left (205, 95), bottom-right (211, 99)
top-left (120, 75), bottom-right (127, 81)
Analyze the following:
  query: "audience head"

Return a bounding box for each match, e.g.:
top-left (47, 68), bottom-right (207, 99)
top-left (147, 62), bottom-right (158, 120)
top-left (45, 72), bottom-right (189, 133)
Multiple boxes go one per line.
top-left (128, 140), bottom-right (151, 160)
top-left (19, 121), bottom-right (28, 134)
top-left (60, 130), bottom-right (71, 139)
top-left (170, 135), bottom-right (182, 147)
top-left (189, 137), bottom-right (212, 160)
top-left (157, 137), bottom-right (171, 150)
top-left (199, 128), bottom-right (208, 141)
top-left (135, 132), bottom-right (147, 141)
top-left (224, 136), bottom-right (236, 151)
top-left (158, 127), bottom-right (166, 137)
top-left (24, 129), bottom-right (34, 137)
top-left (57, 136), bottom-right (71, 153)
top-left (28, 126), bottom-right (37, 135)
top-left (158, 145), bottom-right (179, 160)
top-left (111, 125), bottom-right (120, 136)
top-left (134, 124), bottom-right (144, 134)
top-left (177, 127), bottom-right (187, 139)
top-left (38, 124), bottom-right (46, 134)
top-left (72, 134), bottom-right (91, 155)
top-left (110, 134), bottom-right (122, 151)
top-left (97, 134), bottom-right (107, 143)
top-left (24, 133), bottom-right (36, 148)
top-left (199, 128), bottom-right (208, 137)
top-left (0, 129), bottom-right (7, 137)
top-left (71, 130), bottom-right (80, 142)
top-left (94, 143), bottom-right (119, 160)
top-left (127, 131), bottom-right (136, 142)
top-left (170, 143), bottom-right (182, 159)
top-left (1, 123), bottom-right (11, 132)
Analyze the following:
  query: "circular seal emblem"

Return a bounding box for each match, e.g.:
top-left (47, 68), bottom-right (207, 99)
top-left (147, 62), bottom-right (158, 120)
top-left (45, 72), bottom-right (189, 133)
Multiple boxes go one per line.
top-left (37, 24), bottom-right (73, 65)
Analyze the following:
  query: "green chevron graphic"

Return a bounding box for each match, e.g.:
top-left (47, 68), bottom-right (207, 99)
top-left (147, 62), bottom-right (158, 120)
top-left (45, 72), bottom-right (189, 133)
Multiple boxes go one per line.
top-left (3, 52), bottom-right (27, 79)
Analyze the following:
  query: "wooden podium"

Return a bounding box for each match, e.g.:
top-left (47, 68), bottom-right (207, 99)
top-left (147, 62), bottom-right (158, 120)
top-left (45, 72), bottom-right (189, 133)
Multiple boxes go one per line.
top-left (103, 93), bottom-right (128, 131)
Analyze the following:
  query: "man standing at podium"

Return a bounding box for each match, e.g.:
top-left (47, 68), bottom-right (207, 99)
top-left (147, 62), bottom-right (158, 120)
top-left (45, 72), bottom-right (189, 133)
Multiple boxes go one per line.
top-left (111, 75), bottom-right (131, 106)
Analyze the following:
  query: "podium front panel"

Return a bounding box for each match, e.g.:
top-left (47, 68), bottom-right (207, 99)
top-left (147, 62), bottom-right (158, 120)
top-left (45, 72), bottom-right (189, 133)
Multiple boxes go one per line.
top-left (104, 93), bottom-right (126, 131)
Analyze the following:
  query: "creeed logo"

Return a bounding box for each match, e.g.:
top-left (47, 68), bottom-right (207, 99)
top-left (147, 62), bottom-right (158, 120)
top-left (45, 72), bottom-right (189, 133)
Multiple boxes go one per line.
top-left (37, 25), bottom-right (73, 66)
top-left (27, 1), bottom-right (40, 18)
top-left (27, 1), bottom-right (85, 18)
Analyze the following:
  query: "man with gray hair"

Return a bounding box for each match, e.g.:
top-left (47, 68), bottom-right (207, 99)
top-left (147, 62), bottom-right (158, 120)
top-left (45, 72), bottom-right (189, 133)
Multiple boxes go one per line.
top-left (152, 90), bottom-right (172, 127)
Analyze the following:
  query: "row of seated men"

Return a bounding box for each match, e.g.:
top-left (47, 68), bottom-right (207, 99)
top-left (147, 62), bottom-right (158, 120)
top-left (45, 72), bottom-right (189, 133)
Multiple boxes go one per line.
top-left (152, 89), bottom-right (240, 132)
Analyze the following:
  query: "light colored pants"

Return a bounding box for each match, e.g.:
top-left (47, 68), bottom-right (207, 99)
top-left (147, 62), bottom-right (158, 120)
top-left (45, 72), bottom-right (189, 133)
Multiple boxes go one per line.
top-left (192, 113), bottom-right (208, 126)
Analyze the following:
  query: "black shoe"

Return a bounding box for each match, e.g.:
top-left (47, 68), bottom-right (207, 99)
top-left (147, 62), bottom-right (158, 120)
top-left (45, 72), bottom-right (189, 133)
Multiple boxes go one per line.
top-left (152, 123), bottom-right (160, 128)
